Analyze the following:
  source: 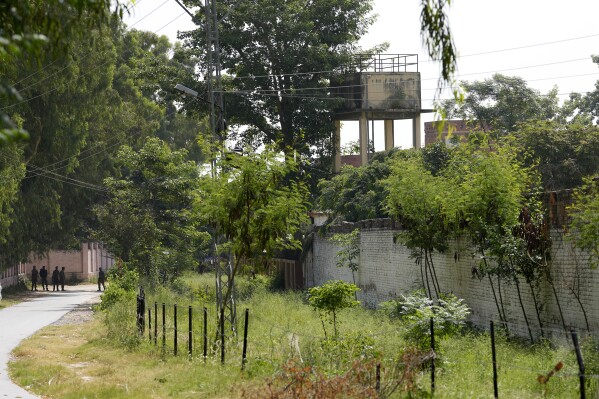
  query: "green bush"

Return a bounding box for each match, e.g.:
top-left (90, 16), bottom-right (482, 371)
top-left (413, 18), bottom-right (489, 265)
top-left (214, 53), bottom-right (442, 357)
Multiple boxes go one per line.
top-left (236, 274), bottom-right (270, 300)
top-left (103, 296), bottom-right (142, 349)
top-left (582, 337), bottom-right (599, 395)
top-left (380, 290), bottom-right (470, 352)
top-left (99, 285), bottom-right (136, 311)
top-left (308, 280), bottom-right (360, 338)
top-left (309, 332), bottom-right (377, 371)
top-left (99, 265), bottom-right (139, 310)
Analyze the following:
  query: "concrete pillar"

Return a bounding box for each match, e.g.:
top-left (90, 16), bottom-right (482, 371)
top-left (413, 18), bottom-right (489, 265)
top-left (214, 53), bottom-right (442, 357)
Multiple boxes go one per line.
top-left (359, 112), bottom-right (368, 166)
top-left (334, 120), bottom-right (341, 173)
top-left (81, 242), bottom-right (88, 277)
top-left (94, 242), bottom-right (100, 274)
top-left (384, 119), bottom-right (394, 151)
top-left (412, 114), bottom-right (422, 148)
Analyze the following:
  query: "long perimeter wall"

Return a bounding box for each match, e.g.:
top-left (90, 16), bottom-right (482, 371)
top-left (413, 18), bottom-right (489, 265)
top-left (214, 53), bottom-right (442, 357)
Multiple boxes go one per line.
top-left (304, 219), bottom-right (597, 338)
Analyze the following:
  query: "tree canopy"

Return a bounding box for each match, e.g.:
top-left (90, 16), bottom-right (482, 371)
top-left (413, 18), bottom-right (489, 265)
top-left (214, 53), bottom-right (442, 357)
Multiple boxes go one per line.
top-left (94, 137), bottom-right (209, 282)
top-left (180, 0), bottom-right (380, 161)
top-left (442, 74), bottom-right (560, 135)
top-left (507, 121), bottom-right (599, 191)
top-left (0, 0), bottom-right (127, 145)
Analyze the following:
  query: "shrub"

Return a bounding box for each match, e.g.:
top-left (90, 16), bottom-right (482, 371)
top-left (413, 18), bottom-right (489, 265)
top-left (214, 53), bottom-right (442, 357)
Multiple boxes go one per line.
top-left (308, 280), bottom-right (360, 338)
top-left (311, 332), bottom-right (376, 371)
top-left (99, 285), bottom-right (136, 311)
top-left (582, 337), bottom-right (599, 395)
top-left (380, 290), bottom-right (470, 352)
top-left (103, 296), bottom-right (142, 349)
top-left (99, 265), bottom-right (139, 310)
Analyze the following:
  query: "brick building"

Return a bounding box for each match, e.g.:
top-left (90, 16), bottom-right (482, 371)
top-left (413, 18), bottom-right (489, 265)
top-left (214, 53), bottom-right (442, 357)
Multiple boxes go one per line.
top-left (424, 119), bottom-right (486, 146)
top-left (21, 242), bottom-right (115, 284)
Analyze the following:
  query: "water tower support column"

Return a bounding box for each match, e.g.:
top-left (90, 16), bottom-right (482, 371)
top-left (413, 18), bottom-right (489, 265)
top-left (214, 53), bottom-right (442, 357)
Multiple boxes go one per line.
top-left (359, 112), bottom-right (369, 166)
top-left (412, 114), bottom-right (421, 148)
top-left (334, 120), bottom-right (341, 173)
top-left (384, 120), bottom-right (394, 151)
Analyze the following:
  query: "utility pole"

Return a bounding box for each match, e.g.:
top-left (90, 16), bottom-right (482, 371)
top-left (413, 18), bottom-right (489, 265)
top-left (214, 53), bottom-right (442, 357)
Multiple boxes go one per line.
top-left (203, 0), bottom-right (236, 338)
top-left (173, 0), bottom-right (236, 339)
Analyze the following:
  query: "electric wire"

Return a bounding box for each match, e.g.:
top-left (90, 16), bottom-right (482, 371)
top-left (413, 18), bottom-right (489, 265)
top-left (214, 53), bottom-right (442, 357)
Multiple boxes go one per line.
top-left (9, 0), bottom-right (154, 91)
top-left (215, 71), bottom-right (599, 95)
top-left (8, 0), bottom-right (145, 89)
top-left (2, 4), bottom-right (187, 190)
top-left (1, 0), bottom-right (177, 112)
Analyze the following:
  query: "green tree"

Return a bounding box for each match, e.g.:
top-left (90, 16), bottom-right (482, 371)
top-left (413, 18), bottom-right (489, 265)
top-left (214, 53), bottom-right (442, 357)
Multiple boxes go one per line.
top-left (0, 0), bottom-right (126, 144)
top-left (197, 147), bottom-right (309, 306)
top-left (385, 152), bottom-right (451, 299)
top-left (308, 280), bottom-right (360, 338)
top-left (94, 138), bottom-right (208, 283)
top-left (562, 55), bottom-right (599, 124)
top-left (331, 229), bottom-right (360, 288)
top-left (444, 136), bottom-right (543, 339)
top-left (508, 121), bottom-right (599, 191)
top-left (318, 153), bottom-right (392, 223)
top-left (569, 177), bottom-right (599, 269)
top-left (0, 18), bottom-right (200, 265)
top-left (180, 0), bottom-right (380, 160)
top-left (442, 74), bottom-right (560, 135)
top-left (0, 145), bottom-right (25, 246)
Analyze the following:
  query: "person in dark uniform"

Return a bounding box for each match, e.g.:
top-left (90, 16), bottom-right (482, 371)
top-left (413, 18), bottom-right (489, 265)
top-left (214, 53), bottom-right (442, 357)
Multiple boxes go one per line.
top-left (59, 267), bottom-right (66, 291)
top-left (51, 266), bottom-right (60, 292)
top-left (39, 266), bottom-right (48, 291)
top-left (31, 265), bottom-right (38, 291)
top-left (98, 267), bottom-right (106, 291)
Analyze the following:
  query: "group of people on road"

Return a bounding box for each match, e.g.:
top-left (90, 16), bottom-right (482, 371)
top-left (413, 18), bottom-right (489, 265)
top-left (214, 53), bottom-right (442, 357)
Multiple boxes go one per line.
top-left (30, 265), bottom-right (107, 292)
top-left (30, 265), bottom-right (66, 292)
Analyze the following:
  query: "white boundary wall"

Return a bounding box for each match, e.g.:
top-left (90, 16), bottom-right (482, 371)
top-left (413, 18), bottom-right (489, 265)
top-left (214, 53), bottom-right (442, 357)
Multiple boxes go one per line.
top-left (304, 219), bottom-right (597, 338)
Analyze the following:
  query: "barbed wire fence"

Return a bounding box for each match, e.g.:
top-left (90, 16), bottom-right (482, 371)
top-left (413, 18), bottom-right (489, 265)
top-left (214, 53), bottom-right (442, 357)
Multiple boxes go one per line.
top-left (135, 287), bottom-right (597, 398)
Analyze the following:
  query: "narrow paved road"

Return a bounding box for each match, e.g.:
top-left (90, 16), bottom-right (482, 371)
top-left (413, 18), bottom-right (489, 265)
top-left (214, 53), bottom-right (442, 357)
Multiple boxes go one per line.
top-left (0, 285), bottom-right (100, 399)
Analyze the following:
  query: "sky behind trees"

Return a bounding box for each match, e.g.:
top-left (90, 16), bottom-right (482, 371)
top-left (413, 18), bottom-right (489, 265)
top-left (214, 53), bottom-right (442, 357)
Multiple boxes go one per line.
top-left (125, 0), bottom-right (599, 149)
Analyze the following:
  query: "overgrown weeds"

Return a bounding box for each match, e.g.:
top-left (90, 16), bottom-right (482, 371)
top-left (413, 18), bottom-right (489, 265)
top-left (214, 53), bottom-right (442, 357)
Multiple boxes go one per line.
top-left (8, 272), bottom-right (594, 398)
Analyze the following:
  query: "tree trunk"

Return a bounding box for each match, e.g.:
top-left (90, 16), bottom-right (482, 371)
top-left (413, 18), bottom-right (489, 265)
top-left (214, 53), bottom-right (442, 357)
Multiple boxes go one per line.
top-left (423, 253), bottom-right (432, 300)
top-left (487, 274), bottom-right (507, 330)
top-left (548, 278), bottom-right (569, 337)
top-left (527, 282), bottom-right (544, 338)
top-left (426, 250), bottom-right (441, 298)
top-left (496, 276), bottom-right (508, 325)
top-left (514, 275), bottom-right (534, 343)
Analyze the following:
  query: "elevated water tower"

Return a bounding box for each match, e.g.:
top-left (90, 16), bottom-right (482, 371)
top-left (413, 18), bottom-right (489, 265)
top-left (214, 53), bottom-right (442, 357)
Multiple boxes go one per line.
top-left (331, 54), bottom-right (431, 172)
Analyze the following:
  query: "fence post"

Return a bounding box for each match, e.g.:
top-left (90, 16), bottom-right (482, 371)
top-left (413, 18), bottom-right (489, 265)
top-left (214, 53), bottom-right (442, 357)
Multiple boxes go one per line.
top-left (430, 317), bottom-right (435, 395)
top-left (241, 308), bottom-right (249, 370)
top-left (162, 303), bottom-right (166, 351)
top-left (154, 302), bottom-right (157, 345)
top-left (174, 304), bottom-right (178, 356)
top-left (571, 329), bottom-right (586, 399)
top-left (491, 321), bottom-right (498, 398)
top-left (220, 306), bottom-right (225, 364)
top-left (376, 363), bottom-right (381, 393)
top-left (148, 308), bottom-right (152, 342)
top-left (203, 307), bottom-right (208, 362)
top-left (136, 287), bottom-right (145, 335)
top-left (188, 306), bottom-right (193, 358)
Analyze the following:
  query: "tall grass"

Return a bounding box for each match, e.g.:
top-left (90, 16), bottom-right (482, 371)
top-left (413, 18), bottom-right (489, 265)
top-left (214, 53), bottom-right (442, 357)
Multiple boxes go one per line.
top-left (10, 271), bottom-right (598, 398)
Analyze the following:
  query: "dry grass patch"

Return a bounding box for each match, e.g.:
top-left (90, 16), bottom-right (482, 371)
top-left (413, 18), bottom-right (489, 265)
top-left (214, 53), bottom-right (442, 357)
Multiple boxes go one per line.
top-left (10, 312), bottom-right (258, 398)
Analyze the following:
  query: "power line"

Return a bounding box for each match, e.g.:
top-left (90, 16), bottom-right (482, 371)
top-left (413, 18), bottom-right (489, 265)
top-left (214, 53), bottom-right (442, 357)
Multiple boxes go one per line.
top-left (215, 70), bottom-right (599, 95)
top-left (423, 57), bottom-right (592, 80)
top-left (0, 153), bottom-right (109, 193)
top-left (220, 88), bottom-right (590, 103)
top-left (3, 0), bottom-right (173, 109)
top-left (9, 0), bottom-right (147, 89)
top-left (421, 32), bottom-right (599, 62)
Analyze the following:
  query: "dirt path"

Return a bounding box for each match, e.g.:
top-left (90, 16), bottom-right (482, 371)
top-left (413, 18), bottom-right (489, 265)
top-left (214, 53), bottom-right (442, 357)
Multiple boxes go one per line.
top-left (0, 284), bottom-right (101, 399)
